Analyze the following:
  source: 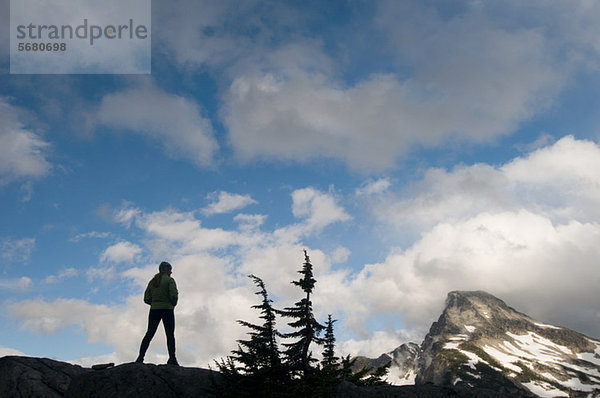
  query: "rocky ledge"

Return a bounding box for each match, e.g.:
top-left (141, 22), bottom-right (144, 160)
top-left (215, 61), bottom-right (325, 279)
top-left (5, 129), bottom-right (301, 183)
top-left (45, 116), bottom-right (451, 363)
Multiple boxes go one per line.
top-left (0, 356), bottom-right (218, 398)
top-left (0, 355), bottom-right (523, 397)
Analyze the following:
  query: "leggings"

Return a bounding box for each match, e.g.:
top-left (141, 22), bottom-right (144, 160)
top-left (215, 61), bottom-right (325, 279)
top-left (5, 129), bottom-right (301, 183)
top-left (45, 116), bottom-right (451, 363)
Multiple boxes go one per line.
top-left (138, 309), bottom-right (176, 359)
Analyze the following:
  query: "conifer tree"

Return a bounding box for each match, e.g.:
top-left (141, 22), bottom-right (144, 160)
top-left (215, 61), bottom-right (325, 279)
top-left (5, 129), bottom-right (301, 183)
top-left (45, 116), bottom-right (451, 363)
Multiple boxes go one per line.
top-left (216, 275), bottom-right (284, 397)
top-left (232, 274), bottom-right (281, 373)
top-left (279, 250), bottom-right (325, 378)
top-left (321, 315), bottom-right (339, 370)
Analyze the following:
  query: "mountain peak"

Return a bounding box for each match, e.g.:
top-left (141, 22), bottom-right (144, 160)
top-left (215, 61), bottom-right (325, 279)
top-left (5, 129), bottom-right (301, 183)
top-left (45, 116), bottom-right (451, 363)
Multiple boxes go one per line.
top-left (357, 290), bottom-right (600, 396)
top-left (438, 290), bottom-right (534, 337)
top-left (413, 290), bottom-right (600, 396)
top-left (447, 290), bottom-right (510, 304)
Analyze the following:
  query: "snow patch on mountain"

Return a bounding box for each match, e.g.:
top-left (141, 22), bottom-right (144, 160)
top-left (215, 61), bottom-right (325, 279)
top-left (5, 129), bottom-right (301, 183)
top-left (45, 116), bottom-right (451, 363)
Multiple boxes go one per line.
top-left (522, 381), bottom-right (568, 397)
top-left (534, 322), bottom-right (561, 330)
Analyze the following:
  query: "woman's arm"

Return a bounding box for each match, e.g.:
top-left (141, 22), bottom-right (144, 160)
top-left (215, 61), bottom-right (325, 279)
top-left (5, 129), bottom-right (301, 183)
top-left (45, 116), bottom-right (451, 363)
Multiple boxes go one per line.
top-left (169, 278), bottom-right (179, 307)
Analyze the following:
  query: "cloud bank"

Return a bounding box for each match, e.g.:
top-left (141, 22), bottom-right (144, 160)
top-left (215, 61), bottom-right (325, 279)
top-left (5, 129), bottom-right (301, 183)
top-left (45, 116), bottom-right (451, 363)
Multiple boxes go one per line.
top-left (7, 136), bottom-right (600, 364)
top-left (0, 99), bottom-right (51, 185)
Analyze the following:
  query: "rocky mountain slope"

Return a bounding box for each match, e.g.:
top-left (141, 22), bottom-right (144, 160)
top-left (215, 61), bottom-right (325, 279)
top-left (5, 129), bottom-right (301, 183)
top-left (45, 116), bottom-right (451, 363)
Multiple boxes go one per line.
top-left (360, 291), bottom-right (600, 397)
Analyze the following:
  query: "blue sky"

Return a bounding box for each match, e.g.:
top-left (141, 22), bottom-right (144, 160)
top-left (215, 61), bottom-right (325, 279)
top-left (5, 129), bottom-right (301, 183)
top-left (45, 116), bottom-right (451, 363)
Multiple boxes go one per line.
top-left (2, 0), bottom-right (600, 367)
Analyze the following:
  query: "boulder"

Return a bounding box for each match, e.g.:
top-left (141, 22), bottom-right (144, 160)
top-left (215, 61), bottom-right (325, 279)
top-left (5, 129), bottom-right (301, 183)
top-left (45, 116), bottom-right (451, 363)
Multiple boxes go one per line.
top-left (65, 362), bottom-right (220, 398)
top-left (0, 356), bottom-right (90, 397)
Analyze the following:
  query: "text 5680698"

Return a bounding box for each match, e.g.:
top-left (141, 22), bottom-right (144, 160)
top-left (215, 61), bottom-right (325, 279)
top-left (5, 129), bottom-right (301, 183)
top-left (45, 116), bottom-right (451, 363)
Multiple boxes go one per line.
top-left (17, 42), bottom-right (67, 51)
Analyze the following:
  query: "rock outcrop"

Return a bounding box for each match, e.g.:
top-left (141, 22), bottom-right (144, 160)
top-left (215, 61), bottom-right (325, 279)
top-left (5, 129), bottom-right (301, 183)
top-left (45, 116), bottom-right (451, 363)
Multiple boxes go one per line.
top-left (0, 356), bottom-right (219, 398)
top-left (65, 362), bottom-right (219, 397)
top-left (0, 356), bottom-right (90, 397)
top-left (0, 355), bottom-right (521, 397)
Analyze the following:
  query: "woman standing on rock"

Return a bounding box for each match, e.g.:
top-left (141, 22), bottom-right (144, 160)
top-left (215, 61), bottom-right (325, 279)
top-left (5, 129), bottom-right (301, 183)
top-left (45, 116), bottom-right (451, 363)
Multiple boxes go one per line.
top-left (136, 261), bottom-right (179, 366)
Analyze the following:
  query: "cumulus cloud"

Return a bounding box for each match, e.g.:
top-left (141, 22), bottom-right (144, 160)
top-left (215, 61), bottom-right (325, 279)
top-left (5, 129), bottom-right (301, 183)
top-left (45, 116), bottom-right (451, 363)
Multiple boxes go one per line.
top-left (356, 178), bottom-right (392, 196)
top-left (0, 346), bottom-right (26, 357)
top-left (0, 98), bottom-right (51, 185)
top-left (502, 136), bottom-right (600, 222)
top-left (7, 137), bottom-right (600, 366)
top-left (69, 231), bottom-right (112, 243)
top-left (372, 136), bottom-right (600, 231)
top-left (289, 187), bottom-right (351, 234)
top-left (93, 83), bottom-right (218, 167)
top-left (202, 191), bottom-right (257, 216)
top-left (100, 241), bottom-right (143, 264)
top-left (144, 0), bottom-right (600, 171)
top-left (0, 277), bottom-right (32, 290)
top-left (44, 268), bottom-right (78, 284)
top-left (1, 238), bottom-right (36, 264)
top-left (219, 1), bottom-right (573, 170)
top-left (338, 329), bottom-right (424, 358)
top-left (234, 213), bottom-right (266, 229)
top-left (153, 0), bottom-right (308, 69)
top-left (9, 297), bottom-right (147, 359)
top-left (330, 246), bottom-right (351, 264)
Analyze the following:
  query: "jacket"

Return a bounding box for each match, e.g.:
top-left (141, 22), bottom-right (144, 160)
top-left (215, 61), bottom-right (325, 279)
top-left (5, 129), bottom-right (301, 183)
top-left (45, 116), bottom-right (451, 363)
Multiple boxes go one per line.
top-left (144, 274), bottom-right (178, 310)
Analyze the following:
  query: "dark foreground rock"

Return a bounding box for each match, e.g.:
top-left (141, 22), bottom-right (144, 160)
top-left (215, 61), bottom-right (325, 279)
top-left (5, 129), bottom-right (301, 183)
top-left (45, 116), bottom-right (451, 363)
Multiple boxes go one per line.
top-left (65, 362), bottom-right (219, 398)
top-left (0, 356), bottom-right (219, 398)
top-left (0, 355), bottom-right (526, 397)
top-left (0, 356), bottom-right (90, 397)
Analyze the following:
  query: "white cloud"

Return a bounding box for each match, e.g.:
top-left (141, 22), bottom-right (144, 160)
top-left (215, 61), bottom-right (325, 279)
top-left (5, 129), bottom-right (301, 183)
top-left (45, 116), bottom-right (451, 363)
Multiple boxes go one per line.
top-left (86, 265), bottom-right (117, 282)
top-left (69, 231), bottom-right (112, 243)
top-left (372, 136), bottom-right (600, 231)
top-left (146, 0), bottom-right (600, 171)
top-left (289, 187), bottom-right (351, 234)
top-left (9, 297), bottom-right (147, 359)
top-left (0, 98), bottom-right (51, 185)
top-left (93, 83), bottom-right (218, 168)
top-left (219, 1), bottom-right (571, 171)
top-left (234, 213), bottom-right (267, 231)
top-left (44, 268), bottom-right (78, 284)
top-left (1, 238), bottom-right (36, 263)
top-left (153, 0), bottom-right (310, 70)
top-left (100, 241), bottom-right (143, 264)
top-left (113, 205), bottom-right (141, 227)
top-left (330, 246), bottom-right (351, 264)
top-left (0, 346), bottom-right (26, 357)
top-left (202, 191), bottom-right (257, 215)
top-left (338, 330), bottom-right (423, 358)
top-left (0, 277), bottom-right (32, 291)
top-left (356, 178), bottom-right (392, 196)
top-left (502, 135), bottom-right (600, 222)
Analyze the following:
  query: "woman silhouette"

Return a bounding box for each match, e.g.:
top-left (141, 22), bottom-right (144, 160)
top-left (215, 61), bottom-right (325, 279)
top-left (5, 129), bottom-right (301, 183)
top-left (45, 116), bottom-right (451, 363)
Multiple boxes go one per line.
top-left (136, 261), bottom-right (179, 365)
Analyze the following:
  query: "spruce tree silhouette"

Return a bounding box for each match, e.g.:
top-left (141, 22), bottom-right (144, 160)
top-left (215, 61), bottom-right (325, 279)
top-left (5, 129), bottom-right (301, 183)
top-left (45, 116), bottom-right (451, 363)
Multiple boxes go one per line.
top-left (278, 250), bottom-right (325, 378)
top-left (233, 274), bottom-right (281, 374)
top-left (321, 315), bottom-right (339, 370)
top-left (214, 251), bottom-right (389, 397)
top-left (215, 275), bottom-right (285, 397)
